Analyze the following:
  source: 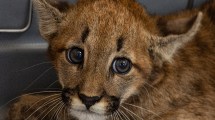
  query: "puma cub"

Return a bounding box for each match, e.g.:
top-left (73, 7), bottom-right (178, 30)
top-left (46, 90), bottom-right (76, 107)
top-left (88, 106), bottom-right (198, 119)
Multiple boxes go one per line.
top-left (8, 0), bottom-right (215, 120)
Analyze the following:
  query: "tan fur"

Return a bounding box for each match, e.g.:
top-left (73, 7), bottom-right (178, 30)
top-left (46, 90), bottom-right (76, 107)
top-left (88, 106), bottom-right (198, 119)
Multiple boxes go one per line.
top-left (8, 0), bottom-right (215, 120)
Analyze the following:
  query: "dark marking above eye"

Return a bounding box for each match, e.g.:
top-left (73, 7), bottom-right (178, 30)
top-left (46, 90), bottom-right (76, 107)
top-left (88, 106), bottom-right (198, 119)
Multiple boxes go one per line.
top-left (117, 37), bottom-right (124, 52)
top-left (81, 27), bottom-right (90, 43)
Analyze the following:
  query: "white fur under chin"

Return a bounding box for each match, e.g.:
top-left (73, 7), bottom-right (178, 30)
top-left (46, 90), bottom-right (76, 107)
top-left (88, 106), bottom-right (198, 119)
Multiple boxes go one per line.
top-left (70, 109), bottom-right (107, 120)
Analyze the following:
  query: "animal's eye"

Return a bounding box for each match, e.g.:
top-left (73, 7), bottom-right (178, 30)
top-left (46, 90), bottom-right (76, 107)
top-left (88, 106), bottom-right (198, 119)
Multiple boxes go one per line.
top-left (112, 58), bottom-right (132, 74)
top-left (66, 47), bottom-right (84, 64)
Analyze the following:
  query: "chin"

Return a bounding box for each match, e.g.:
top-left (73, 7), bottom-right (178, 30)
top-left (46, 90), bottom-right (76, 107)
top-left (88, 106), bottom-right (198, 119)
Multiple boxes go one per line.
top-left (70, 109), bottom-right (107, 120)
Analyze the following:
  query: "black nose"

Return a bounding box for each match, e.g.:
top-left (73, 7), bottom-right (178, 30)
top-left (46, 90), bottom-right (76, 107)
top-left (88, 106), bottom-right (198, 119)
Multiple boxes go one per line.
top-left (78, 94), bottom-right (102, 109)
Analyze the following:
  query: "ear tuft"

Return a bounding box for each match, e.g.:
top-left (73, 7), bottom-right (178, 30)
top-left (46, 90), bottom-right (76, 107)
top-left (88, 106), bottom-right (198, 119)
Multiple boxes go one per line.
top-left (151, 12), bottom-right (203, 62)
top-left (33, 0), bottom-right (70, 41)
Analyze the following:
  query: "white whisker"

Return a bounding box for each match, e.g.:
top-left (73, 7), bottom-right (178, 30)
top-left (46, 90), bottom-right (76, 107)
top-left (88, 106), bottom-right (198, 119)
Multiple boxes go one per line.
top-left (144, 82), bottom-right (169, 101)
top-left (143, 85), bottom-right (152, 105)
top-left (113, 111), bottom-right (117, 120)
top-left (0, 91), bottom-right (61, 110)
top-left (120, 105), bottom-right (136, 120)
top-left (53, 103), bottom-right (64, 120)
top-left (40, 99), bottom-right (62, 120)
top-left (15, 62), bottom-right (51, 72)
top-left (109, 113), bottom-right (113, 120)
top-left (119, 109), bottom-right (130, 120)
top-left (47, 80), bottom-right (59, 88)
top-left (121, 105), bottom-right (143, 120)
top-left (123, 102), bottom-right (162, 119)
top-left (25, 97), bottom-right (61, 120)
top-left (35, 100), bottom-right (57, 119)
top-left (23, 67), bottom-right (54, 91)
top-left (63, 105), bottom-right (67, 120)
top-left (25, 94), bottom-right (60, 113)
top-left (116, 111), bottom-right (120, 120)
top-left (117, 110), bottom-right (123, 120)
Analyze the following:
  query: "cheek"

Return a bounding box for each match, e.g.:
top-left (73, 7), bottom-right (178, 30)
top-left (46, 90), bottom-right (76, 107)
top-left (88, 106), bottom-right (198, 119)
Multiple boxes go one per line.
top-left (121, 85), bottom-right (140, 103)
top-left (104, 79), bottom-right (121, 96)
top-left (120, 74), bottom-right (146, 102)
top-left (56, 53), bottom-right (83, 86)
top-left (57, 62), bottom-right (81, 88)
top-left (104, 70), bottom-right (146, 98)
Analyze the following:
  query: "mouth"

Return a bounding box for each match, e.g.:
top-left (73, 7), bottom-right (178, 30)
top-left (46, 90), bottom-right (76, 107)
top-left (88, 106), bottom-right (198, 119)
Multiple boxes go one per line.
top-left (68, 97), bottom-right (109, 115)
top-left (61, 88), bottom-right (120, 119)
top-left (70, 108), bottom-right (108, 120)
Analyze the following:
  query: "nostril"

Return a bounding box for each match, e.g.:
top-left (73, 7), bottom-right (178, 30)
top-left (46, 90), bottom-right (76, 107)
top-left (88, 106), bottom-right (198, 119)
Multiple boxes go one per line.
top-left (78, 94), bottom-right (102, 109)
top-left (62, 88), bottom-right (71, 104)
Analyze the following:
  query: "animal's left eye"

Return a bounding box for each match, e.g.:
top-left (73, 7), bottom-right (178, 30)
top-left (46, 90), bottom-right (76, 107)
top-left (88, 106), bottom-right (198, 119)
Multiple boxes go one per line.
top-left (66, 47), bottom-right (84, 64)
top-left (112, 57), bottom-right (132, 74)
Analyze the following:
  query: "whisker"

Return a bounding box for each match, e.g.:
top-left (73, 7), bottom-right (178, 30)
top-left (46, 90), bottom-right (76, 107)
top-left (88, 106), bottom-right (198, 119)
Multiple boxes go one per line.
top-left (47, 80), bottom-right (59, 88)
top-left (123, 102), bottom-right (162, 119)
top-left (26, 97), bottom-right (60, 120)
top-left (115, 111), bottom-right (119, 120)
top-left (107, 113), bottom-right (112, 120)
top-left (144, 82), bottom-right (170, 101)
top-left (53, 103), bottom-right (64, 120)
top-left (119, 103), bottom-right (137, 120)
top-left (63, 105), bottom-right (67, 120)
top-left (0, 91), bottom-right (61, 110)
top-left (25, 97), bottom-right (61, 120)
top-left (23, 67), bottom-right (54, 91)
top-left (51, 104), bottom-right (61, 120)
top-left (35, 99), bottom-right (60, 119)
top-left (117, 110), bottom-right (123, 120)
top-left (124, 109), bottom-right (136, 120)
top-left (121, 105), bottom-right (143, 120)
top-left (15, 62), bottom-right (51, 72)
top-left (25, 94), bottom-right (60, 113)
top-left (143, 85), bottom-right (153, 105)
top-left (113, 111), bottom-right (117, 120)
top-left (117, 112), bottom-right (121, 120)
top-left (116, 111), bottom-right (121, 120)
top-left (40, 99), bottom-right (62, 120)
top-left (33, 88), bottom-right (62, 91)
top-left (58, 106), bottom-right (65, 120)
top-left (110, 113), bottom-right (114, 120)
top-left (111, 113), bottom-right (115, 120)
top-left (119, 109), bottom-right (130, 120)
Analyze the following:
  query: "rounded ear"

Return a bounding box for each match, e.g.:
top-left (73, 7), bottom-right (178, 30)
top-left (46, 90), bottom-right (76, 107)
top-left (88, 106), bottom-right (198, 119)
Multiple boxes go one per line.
top-left (150, 12), bottom-right (203, 62)
top-left (33, 0), bottom-right (70, 41)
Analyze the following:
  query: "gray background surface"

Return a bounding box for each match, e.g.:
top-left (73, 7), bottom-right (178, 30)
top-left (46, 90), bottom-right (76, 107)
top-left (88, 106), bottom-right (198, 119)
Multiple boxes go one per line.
top-left (0, 0), bottom-right (209, 119)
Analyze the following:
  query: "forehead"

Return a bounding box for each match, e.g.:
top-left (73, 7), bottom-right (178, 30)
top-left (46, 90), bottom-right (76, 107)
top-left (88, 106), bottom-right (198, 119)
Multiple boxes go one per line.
top-left (73, 1), bottom-right (138, 32)
top-left (62, 0), bottom-right (140, 48)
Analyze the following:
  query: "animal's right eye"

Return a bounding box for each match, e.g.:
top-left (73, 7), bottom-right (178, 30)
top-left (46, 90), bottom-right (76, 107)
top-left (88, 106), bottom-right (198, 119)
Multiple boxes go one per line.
top-left (66, 47), bottom-right (84, 64)
top-left (112, 57), bottom-right (132, 74)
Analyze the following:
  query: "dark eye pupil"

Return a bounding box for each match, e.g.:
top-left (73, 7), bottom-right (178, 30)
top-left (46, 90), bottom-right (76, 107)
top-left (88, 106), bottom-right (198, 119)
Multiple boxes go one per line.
top-left (76, 51), bottom-right (83, 59)
top-left (112, 58), bottom-right (132, 74)
top-left (118, 60), bottom-right (128, 69)
top-left (67, 47), bottom-right (84, 64)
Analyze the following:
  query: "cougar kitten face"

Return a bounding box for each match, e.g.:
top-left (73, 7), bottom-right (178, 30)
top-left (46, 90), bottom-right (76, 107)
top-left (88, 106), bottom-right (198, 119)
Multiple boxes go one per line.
top-left (56, 3), bottom-right (153, 119)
